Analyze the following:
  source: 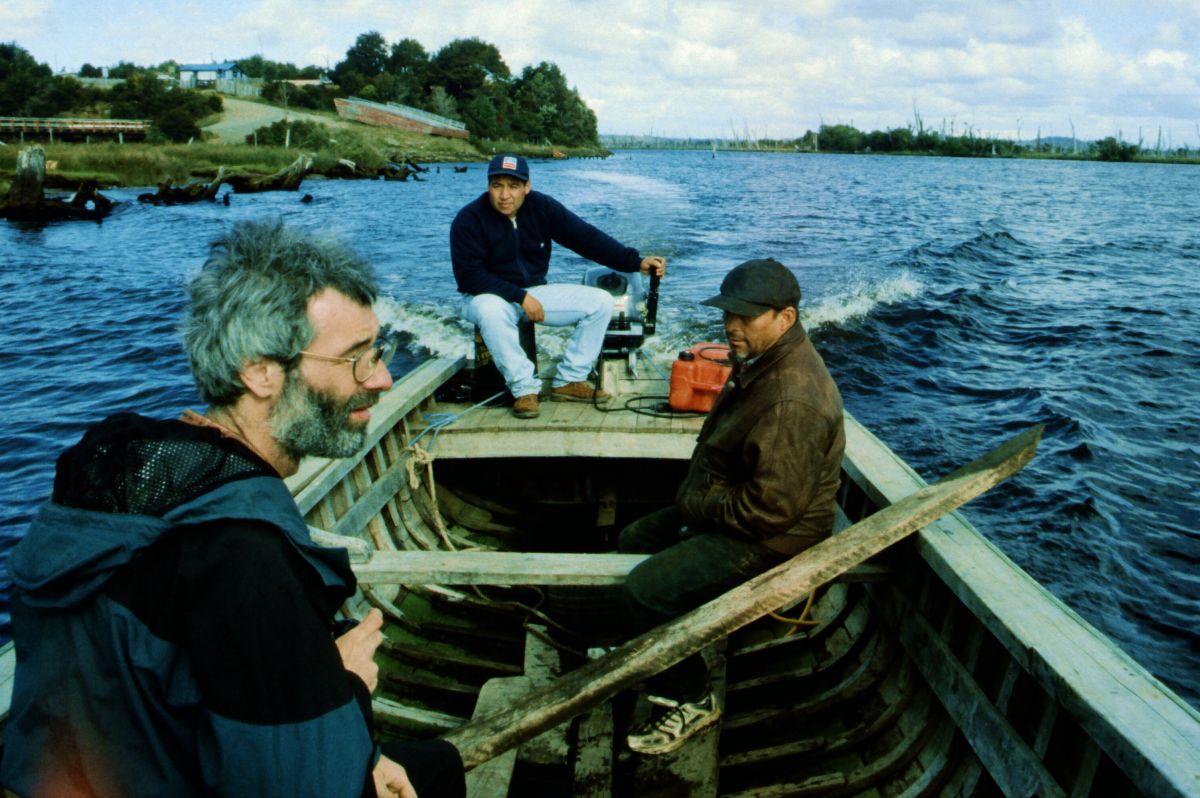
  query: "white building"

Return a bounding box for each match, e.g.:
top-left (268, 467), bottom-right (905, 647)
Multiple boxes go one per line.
top-left (177, 62), bottom-right (245, 88)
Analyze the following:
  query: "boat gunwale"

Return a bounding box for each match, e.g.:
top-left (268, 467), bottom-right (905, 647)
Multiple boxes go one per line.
top-left (841, 416), bottom-right (1200, 798)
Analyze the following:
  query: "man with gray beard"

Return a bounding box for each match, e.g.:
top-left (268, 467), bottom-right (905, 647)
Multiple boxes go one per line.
top-left (1, 220), bottom-right (465, 798)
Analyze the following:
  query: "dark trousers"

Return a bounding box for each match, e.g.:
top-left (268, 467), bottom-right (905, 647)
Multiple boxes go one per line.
top-left (381, 739), bottom-right (465, 798)
top-left (618, 506), bottom-right (786, 702)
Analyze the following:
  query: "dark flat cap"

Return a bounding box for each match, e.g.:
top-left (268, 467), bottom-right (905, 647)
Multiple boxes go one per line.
top-left (701, 258), bottom-right (801, 316)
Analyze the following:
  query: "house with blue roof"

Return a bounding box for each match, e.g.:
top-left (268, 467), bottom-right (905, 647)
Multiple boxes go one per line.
top-left (178, 62), bottom-right (245, 87)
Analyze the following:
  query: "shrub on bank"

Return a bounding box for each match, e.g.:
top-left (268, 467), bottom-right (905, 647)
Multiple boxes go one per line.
top-left (1095, 137), bottom-right (1140, 162)
top-left (155, 108), bottom-right (203, 143)
top-left (246, 119), bottom-right (334, 149)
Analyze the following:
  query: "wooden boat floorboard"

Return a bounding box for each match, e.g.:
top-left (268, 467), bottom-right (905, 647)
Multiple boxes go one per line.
top-left (417, 396), bottom-right (705, 460)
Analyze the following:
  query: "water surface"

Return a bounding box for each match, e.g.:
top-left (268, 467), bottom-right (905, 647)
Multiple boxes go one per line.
top-left (1, 150), bottom-right (1197, 706)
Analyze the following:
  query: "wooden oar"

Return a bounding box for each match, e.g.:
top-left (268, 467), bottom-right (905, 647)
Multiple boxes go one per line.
top-left (441, 424), bottom-right (1043, 769)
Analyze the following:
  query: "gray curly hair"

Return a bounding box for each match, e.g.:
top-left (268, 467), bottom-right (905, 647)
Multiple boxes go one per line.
top-left (183, 219), bottom-right (379, 406)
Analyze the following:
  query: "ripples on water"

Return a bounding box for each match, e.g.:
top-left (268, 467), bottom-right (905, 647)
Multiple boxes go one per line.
top-left (1, 151), bottom-right (1197, 706)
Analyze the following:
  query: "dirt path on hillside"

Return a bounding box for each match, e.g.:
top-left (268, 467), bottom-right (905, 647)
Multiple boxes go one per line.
top-left (204, 97), bottom-right (348, 144)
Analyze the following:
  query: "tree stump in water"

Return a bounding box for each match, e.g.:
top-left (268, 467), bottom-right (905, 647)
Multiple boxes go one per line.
top-left (383, 165), bottom-right (417, 181)
top-left (1, 146), bottom-right (114, 222)
top-left (7, 146), bottom-right (47, 211)
top-left (68, 181), bottom-right (113, 216)
top-left (138, 167), bottom-right (226, 205)
top-left (226, 154), bottom-right (313, 193)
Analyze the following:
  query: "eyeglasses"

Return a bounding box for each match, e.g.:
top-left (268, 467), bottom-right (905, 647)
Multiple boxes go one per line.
top-left (296, 334), bottom-right (399, 383)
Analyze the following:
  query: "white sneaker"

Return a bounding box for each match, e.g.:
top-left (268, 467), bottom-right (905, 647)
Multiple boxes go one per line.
top-left (626, 691), bottom-right (720, 755)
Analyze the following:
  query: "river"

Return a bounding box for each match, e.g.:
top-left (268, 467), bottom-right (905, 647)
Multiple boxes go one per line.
top-left (1, 149), bottom-right (1197, 707)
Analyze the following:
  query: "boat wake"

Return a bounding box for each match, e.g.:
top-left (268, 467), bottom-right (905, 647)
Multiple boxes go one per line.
top-left (803, 271), bottom-right (924, 331)
top-left (377, 270), bottom-right (927, 369)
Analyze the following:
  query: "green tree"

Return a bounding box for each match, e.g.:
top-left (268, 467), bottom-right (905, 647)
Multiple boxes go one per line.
top-left (462, 81), bottom-right (517, 140)
top-left (427, 37), bottom-right (509, 101)
top-left (1096, 136), bottom-right (1139, 161)
top-left (262, 80), bottom-right (335, 110)
top-left (817, 123), bottom-right (864, 152)
top-left (335, 31), bottom-right (388, 85)
top-left (558, 92), bottom-right (598, 146)
top-left (297, 83), bottom-right (337, 110)
top-left (335, 69), bottom-right (368, 97)
top-left (427, 86), bottom-right (459, 119)
top-left (863, 126), bottom-right (913, 152)
top-left (510, 62), bottom-right (597, 145)
top-left (79, 63), bottom-right (102, 78)
top-left (238, 54), bottom-right (316, 82)
top-left (108, 68), bottom-right (221, 136)
top-left (387, 38), bottom-right (427, 104)
top-left (239, 55), bottom-right (268, 79)
top-left (0, 43), bottom-right (52, 115)
top-left (0, 43), bottom-right (100, 117)
top-left (464, 94), bottom-right (501, 139)
top-left (156, 107), bottom-right (201, 142)
top-left (109, 71), bottom-right (171, 118)
top-left (389, 38), bottom-right (428, 77)
top-left (369, 71), bottom-right (402, 103)
top-left (107, 61), bottom-right (139, 79)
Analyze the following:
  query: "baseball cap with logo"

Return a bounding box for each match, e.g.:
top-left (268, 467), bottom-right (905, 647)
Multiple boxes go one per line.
top-left (701, 258), bottom-right (801, 316)
top-left (487, 154), bottom-right (530, 182)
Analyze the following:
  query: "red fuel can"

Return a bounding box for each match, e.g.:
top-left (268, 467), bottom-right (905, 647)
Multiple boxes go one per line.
top-left (669, 343), bottom-right (733, 413)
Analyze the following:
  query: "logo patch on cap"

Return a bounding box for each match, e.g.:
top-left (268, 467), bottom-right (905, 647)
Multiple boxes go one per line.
top-left (502, 156), bottom-right (518, 170)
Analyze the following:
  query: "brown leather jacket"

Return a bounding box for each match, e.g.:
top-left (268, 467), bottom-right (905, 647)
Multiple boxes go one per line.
top-left (676, 322), bottom-right (845, 556)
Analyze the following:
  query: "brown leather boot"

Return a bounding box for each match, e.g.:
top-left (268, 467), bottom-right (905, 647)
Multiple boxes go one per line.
top-left (550, 382), bottom-right (611, 403)
top-left (511, 394), bottom-right (540, 418)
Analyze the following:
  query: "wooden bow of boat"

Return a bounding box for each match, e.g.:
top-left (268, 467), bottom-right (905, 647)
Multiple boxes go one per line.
top-left (277, 355), bottom-right (1200, 798)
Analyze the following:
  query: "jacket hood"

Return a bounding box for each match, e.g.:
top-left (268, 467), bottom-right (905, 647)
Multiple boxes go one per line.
top-left (8, 413), bottom-right (350, 609)
top-left (10, 502), bottom-right (168, 608)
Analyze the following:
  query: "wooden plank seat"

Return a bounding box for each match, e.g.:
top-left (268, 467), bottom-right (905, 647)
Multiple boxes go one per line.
top-left (336, 549), bottom-right (893, 586)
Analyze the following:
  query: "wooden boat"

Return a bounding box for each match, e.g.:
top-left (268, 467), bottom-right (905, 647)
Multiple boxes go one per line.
top-left (1, 354), bottom-right (1197, 796)
top-left (285, 355), bottom-right (1199, 797)
top-left (334, 96), bottom-right (471, 140)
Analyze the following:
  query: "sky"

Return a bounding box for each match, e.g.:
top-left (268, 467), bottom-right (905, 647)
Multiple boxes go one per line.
top-left (5, 0), bottom-right (1200, 146)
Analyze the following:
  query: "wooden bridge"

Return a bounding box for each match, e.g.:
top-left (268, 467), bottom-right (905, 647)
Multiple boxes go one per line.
top-left (0, 117), bottom-right (152, 143)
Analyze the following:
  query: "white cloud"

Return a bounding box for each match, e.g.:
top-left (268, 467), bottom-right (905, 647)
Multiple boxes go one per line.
top-left (1142, 48), bottom-right (1189, 69)
top-left (8, 0), bottom-right (1200, 145)
top-left (0, 0), bottom-right (49, 31)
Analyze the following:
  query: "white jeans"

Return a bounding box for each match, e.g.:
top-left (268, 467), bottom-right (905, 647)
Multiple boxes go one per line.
top-left (461, 284), bottom-right (614, 398)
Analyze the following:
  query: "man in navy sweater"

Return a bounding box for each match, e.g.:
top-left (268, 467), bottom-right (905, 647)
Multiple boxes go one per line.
top-left (450, 154), bottom-right (666, 418)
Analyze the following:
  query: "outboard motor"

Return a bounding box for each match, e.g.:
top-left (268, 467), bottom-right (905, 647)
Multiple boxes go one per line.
top-left (583, 267), bottom-right (660, 375)
top-left (582, 267), bottom-right (662, 398)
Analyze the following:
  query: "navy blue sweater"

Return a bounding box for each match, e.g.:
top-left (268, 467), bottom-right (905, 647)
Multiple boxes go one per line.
top-left (450, 190), bottom-right (643, 304)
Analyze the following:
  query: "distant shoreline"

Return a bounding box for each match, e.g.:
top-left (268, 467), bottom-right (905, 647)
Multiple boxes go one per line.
top-left (602, 142), bottom-right (1200, 166)
top-left (6, 133), bottom-right (1194, 197)
top-left (0, 135), bottom-right (610, 192)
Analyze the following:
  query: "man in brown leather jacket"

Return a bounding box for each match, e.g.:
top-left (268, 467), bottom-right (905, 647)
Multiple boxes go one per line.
top-left (619, 258), bottom-right (845, 755)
